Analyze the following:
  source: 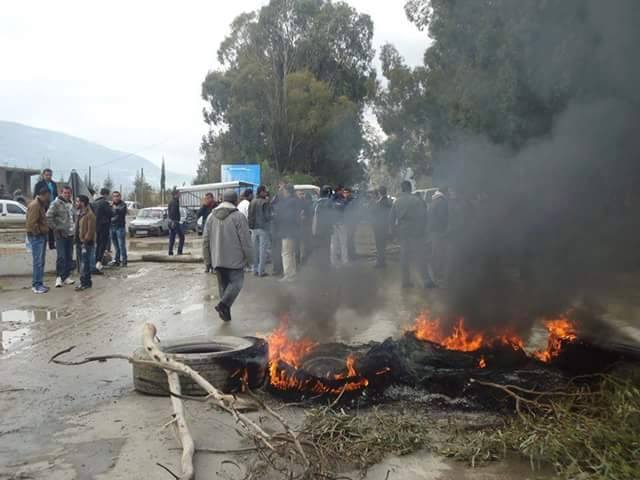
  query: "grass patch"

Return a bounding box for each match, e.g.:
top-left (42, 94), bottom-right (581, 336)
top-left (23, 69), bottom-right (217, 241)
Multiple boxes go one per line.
top-left (439, 375), bottom-right (640, 479)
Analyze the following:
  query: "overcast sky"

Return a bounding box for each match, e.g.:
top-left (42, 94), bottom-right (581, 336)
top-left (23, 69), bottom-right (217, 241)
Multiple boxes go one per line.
top-left (1, 0), bottom-right (428, 177)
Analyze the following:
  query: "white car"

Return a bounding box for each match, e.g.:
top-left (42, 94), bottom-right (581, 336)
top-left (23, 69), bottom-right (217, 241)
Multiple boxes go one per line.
top-left (0, 199), bottom-right (27, 226)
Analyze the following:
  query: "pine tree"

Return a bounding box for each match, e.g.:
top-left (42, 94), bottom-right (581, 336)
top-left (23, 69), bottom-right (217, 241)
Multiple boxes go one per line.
top-left (160, 157), bottom-right (166, 204)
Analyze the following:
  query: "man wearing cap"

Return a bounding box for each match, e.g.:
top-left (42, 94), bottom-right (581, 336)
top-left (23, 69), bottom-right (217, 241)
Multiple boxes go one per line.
top-left (203, 190), bottom-right (253, 322)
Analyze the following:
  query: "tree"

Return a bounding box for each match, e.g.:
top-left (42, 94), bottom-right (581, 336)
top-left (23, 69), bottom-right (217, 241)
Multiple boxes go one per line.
top-left (102, 173), bottom-right (114, 192)
top-left (198, 0), bottom-right (375, 185)
top-left (160, 157), bottom-right (166, 204)
top-left (130, 171), bottom-right (157, 207)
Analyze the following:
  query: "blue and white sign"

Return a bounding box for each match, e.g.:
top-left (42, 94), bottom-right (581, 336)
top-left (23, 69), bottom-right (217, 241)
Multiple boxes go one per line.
top-left (221, 164), bottom-right (261, 187)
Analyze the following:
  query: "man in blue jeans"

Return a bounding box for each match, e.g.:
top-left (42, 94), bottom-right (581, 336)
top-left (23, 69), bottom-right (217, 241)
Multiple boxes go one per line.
top-left (26, 187), bottom-right (51, 293)
top-left (109, 191), bottom-right (128, 266)
top-left (46, 185), bottom-right (76, 287)
top-left (76, 195), bottom-right (96, 291)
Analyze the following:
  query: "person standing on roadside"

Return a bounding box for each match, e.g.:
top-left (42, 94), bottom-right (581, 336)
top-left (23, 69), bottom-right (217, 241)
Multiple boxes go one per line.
top-left (428, 187), bottom-right (450, 287)
top-left (109, 191), bottom-right (128, 267)
top-left (248, 185), bottom-right (272, 277)
top-left (372, 186), bottom-right (393, 268)
top-left (75, 195), bottom-right (96, 291)
top-left (26, 186), bottom-right (51, 293)
top-left (330, 185), bottom-right (349, 266)
top-left (197, 193), bottom-right (216, 236)
top-left (311, 185), bottom-right (335, 268)
top-left (92, 188), bottom-right (111, 271)
top-left (167, 189), bottom-right (185, 256)
top-left (46, 185), bottom-right (76, 287)
top-left (391, 180), bottom-right (433, 288)
top-left (34, 168), bottom-right (58, 250)
top-left (276, 184), bottom-right (303, 282)
top-left (203, 190), bottom-right (253, 322)
top-left (238, 189), bottom-right (253, 219)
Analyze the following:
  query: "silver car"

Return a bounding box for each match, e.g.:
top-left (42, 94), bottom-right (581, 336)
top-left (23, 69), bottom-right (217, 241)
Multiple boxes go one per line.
top-left (0, 199), bottom-right (27, 226)
top-left (128, 207), bottom-right (169, 237)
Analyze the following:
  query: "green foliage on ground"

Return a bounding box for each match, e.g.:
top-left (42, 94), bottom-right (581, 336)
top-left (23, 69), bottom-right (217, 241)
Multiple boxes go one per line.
top-left (440, 375), bottom-right (640, 479)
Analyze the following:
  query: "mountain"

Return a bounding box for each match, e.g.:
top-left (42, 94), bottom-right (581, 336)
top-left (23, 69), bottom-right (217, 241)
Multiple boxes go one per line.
top-left (0, 121), bottom-right (192, 192)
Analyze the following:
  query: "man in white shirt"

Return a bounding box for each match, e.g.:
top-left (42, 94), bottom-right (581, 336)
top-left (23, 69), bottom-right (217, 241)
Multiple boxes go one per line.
top-left (237, 188), bottom-right (254, 272)
top-left (237, 189), bottom-right (253, 219)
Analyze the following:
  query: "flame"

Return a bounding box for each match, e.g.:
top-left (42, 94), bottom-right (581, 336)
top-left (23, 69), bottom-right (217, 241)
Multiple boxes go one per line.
top-left (533, 317), bottom-right (577, 362)
top-left (478, 355), bottom-right (487, 368)
top-left (410, 312), bottom-right (489, 352)
top-left (265, 319), bottom-right (369, 393)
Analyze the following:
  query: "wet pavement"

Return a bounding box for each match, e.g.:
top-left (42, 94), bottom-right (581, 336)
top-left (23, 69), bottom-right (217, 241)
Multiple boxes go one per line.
top-left (0, 259), bottom-right (558, 479)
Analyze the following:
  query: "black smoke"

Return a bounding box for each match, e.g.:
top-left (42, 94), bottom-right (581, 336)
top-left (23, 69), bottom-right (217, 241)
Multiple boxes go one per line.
top-left (434, 1), bottom-right (640, 337)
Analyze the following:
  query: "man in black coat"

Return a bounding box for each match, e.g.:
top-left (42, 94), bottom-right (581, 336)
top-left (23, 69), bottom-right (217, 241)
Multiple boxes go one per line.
top-left (92, 188), bottom-right (112, 270)
top-left (34, 168), bottom-right (58, 249)
top-left (168, 190), bottom-right (185, 255)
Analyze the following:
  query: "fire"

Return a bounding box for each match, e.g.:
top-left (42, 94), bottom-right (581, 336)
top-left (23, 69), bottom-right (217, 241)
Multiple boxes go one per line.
top-left (410, 312), bottom-right (498, 352)
top-left (533, 317), bottom-right (577, 362)
top-left (478, 355), bottom-right (487, 368)
top-left (265, 319), bottom-right (368, 394)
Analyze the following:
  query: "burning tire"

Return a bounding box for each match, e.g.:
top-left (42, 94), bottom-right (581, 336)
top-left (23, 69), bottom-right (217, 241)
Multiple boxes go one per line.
top-left (132, 336), bottom-right (268, 396)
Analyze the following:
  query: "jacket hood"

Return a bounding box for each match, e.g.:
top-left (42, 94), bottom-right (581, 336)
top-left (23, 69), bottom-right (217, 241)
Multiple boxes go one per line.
top-left (214, 202), bottom-right (237, 220)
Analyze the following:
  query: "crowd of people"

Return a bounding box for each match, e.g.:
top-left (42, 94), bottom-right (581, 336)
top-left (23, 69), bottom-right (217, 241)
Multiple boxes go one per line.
top-left (24, 169), bottom-right (450, 319)
top-left (25, 168), bottom-right (128, 293)
top-left (199, 180), bottom-right (450, 322)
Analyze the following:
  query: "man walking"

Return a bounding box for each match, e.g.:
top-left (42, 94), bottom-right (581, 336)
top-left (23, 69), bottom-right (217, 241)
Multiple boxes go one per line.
top-left (47, 185), bottom-right (75, 287)
top-left (26, 186), bottom-right (51, 293)
top-left (372, 186), bottom-right (393, 268)
top-left (76, 195), bottom-right (96, 291)
top-left (203, 191), bottom-right (253, 322)
top-left (92, 188), bottom-right (111, 271)
top-left (391, 180), bottom-right (432, 288)
top-left (109, 191), bottom-right (128, 267)
top-left (168, 190), bottom-right (185, 255)
top-left (34, 168), bottom-right (58, 250)
top-left (248, 185), bottom-right (272, 277)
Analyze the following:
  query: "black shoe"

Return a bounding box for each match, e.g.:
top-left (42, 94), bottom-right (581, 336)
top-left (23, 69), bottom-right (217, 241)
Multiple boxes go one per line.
top-left (122, 262), bottom-right (128, 267)
top-left (108, 261), bottom-right (121, 267)
top-left (168, 252), bottom-right (174, 256)
top-left (92, 270), bottom-right (104, 276)
top-left (258, 272), bottom-right (270, 277)
top-left (75, 284), bottom-right (90, 291)
top-left (214, 303), bottom-right (232, 322)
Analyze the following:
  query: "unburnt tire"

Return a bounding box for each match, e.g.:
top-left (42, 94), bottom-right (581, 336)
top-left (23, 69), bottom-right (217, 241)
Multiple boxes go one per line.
top-left (132, 336), bottom-right (268, 396)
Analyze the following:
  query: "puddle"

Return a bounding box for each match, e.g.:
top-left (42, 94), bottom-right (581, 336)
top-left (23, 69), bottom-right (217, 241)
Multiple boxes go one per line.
top-left (0, 308), bottom-right (59, 323)
top-left (1, 327), bottom-right (30, 352)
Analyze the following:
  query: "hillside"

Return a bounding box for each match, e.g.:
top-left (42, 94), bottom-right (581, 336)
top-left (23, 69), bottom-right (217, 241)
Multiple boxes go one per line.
top-left (0, 121), bottom-right (192, 192)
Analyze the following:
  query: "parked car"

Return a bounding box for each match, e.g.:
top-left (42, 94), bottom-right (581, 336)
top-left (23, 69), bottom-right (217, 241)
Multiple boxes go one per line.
top-left (181, 207), bottom-right (197, 233)
top-left (128, 207), bottom-right (169, 237)
top-left (0, 199), bottom-right (28, 226)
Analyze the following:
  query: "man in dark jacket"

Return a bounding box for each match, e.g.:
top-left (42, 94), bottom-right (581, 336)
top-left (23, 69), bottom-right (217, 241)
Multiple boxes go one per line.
top-left (248, 185), bottom-right (272, 277)
top-left (275, 185), bottom-right (303, 281)
top-left (203, 190), bottom-right (253, 322)
top-left (109, 191), bottom-right (128, 267)
top-left (92, 188), bottom-right (112, 271)
top-left (372, 186), bottom-right (393, 268)
top-left (391, 181), bottom-right (432, 288)
top-left (168, 190), bottom-right (185, 255)
top-left (197, 193), bottom-right (216, 236)
top-left (34, 168), bottom-right (58, 250)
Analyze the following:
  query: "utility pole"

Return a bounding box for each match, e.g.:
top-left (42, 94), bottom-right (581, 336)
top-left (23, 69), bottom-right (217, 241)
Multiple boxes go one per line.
top-left (88, 166), bottom-right (92, 188)
top-left (140, 168), bottom-right (144, 208)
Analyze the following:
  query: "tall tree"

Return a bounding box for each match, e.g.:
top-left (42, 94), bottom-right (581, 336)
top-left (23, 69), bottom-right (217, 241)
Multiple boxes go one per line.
top-left (198, 0), bottom-right (375, 185)
top-left (102, 173), bottom-right (114, 192)
top-left (160, 157), bottom-right (166, 204)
